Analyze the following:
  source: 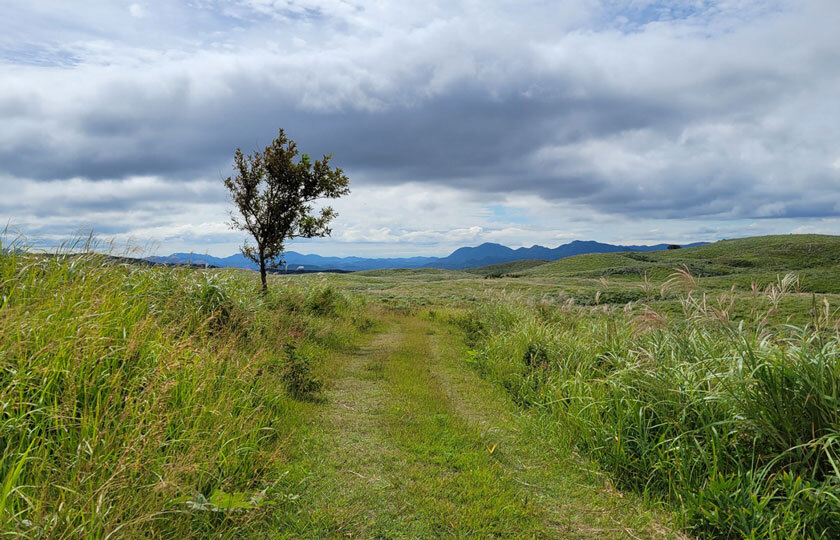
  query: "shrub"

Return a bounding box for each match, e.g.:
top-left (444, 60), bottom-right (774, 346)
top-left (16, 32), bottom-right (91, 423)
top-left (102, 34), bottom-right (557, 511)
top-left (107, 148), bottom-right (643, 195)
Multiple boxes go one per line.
top-left (450, 310), bottom-right (488, 347)
top-left (304, 285), bottom-right (347, 316)
top-left (280, 343), bottom-right (322, 400)
top-left (577, 289), bottom-right (646, 305)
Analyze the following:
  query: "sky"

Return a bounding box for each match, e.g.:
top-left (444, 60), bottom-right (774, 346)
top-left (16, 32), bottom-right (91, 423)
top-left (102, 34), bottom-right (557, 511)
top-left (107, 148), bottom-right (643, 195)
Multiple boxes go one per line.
top-left (1, 0), bottom-right (839, 257)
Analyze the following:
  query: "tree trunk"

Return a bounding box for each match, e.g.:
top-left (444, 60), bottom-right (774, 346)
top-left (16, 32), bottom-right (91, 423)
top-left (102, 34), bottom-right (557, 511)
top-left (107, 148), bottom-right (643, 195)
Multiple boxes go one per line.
top-left (259, 254), bottom-right (268, 293)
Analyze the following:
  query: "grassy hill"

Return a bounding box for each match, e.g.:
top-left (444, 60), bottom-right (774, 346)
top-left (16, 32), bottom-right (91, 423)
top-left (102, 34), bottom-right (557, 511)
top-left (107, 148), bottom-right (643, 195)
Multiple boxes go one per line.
top-left (300, 235), bottom-right (840, 311)
top-left (522, 252), bottom-right (643, 277)
top-left (464, 259), bottom-right (547, 277)
top-left (651, 234), bottom-right (840, 267)
top-left (520, 234), bottom-right (840, 293)
top-left (353, 267), bottom-right (471, 281)
top-left (525, 234), bottom-right (840, 274)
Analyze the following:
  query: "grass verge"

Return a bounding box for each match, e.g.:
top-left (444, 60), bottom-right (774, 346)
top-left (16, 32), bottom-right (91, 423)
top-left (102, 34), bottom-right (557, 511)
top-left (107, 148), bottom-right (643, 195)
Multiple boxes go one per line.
top-left (0, 249), bottom-right (370, 538)
top-left (451, 279), bottom-right (840, 539)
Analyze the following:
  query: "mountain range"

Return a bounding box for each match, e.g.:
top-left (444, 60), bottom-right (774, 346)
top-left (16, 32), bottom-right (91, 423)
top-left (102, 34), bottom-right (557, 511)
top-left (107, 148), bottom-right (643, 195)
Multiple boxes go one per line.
top-left (147, 240), bottom-right (707, 272)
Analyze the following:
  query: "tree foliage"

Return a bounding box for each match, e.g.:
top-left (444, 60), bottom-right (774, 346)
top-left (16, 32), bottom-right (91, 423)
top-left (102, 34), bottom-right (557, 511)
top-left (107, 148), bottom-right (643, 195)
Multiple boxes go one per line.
top-left (224, 129), bottom-right (350, 291)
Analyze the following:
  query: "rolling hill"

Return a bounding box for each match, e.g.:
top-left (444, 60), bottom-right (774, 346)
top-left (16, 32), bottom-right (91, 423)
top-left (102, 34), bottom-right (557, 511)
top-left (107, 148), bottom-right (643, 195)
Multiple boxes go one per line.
top-left (464, 259), bottom-right (548, 277)
top-left (519, 234), bottom-right (840, 293)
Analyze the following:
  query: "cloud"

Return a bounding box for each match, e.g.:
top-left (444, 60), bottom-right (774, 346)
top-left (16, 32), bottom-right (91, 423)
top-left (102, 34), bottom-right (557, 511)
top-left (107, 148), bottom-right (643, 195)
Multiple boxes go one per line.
top-left (0, 0), bottom-right (839, 255)
top-left (129, 4), bottom-right (148, 18)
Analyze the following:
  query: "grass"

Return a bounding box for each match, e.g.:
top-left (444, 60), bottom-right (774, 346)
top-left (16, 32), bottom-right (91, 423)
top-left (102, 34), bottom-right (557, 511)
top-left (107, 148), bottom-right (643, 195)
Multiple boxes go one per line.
top-left (5, 233), bottom-right (840, 538)
top-left (522, 235), bottom-right (840, 289)
top-left (353, 268), bottom-right (471, 280)
top-left (0, 241), bottom-right (680, 538)
top-left (448, 273), bottom-right (840, 538)
top-left (306, 234), bottom-right (840, 538)
top-left (465, 259), bottom-right (548, 277)
top-left (0, 246), bottom-right (371, 538)
top-left (271, 312), bottom-right (680, 537)
top-left (522, 252), bottom-right (645, 277)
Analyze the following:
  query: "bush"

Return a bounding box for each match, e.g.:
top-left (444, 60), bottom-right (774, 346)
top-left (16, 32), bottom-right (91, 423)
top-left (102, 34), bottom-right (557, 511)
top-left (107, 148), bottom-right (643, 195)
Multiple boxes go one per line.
top-left (577, 289), bottom-right (646, 305)
top-left (280, 343), bottom-right (322, 400)
top-left (450, 310), bottom-right (488, 347)
top-left (304, 285), bottom-right (347, 316)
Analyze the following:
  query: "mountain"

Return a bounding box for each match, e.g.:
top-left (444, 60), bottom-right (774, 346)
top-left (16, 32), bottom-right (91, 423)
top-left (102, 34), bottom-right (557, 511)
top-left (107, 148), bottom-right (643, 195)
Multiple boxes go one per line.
top-left (423, 240), bottom-right (707, 270)
top-left (429, 243), bottom-right (518, 269)
top-left (148, 240), bottom-right (707, 272)
top-left (146, 251), bottom-right (439, 272)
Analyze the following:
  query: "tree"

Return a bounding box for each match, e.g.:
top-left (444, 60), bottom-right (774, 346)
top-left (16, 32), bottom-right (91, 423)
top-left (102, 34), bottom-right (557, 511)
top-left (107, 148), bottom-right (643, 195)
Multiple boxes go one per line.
top-left (224, 129), bottom-right (350, 292)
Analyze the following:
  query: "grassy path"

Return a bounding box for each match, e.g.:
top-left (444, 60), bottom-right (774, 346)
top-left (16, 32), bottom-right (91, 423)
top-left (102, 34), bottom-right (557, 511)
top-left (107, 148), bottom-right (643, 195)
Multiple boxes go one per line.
top-left (282, 312), bottom-right (683, 538)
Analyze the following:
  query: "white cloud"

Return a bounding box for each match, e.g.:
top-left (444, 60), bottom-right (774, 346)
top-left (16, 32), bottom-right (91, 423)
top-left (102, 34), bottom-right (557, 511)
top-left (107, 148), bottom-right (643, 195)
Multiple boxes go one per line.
top-left (128, 3), bottom-right (148, 18)
top-left (1, 0), bottom-right (839, 255)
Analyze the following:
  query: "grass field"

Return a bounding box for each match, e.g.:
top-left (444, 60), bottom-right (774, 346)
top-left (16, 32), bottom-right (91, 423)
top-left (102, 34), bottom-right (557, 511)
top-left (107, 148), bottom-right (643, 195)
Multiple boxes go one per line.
top-left (464, 259), bottom-right (548, 277)
top-left (3, 234), bottom-right (840, 538)
top-left (0, 247), bottom-right (374, 537)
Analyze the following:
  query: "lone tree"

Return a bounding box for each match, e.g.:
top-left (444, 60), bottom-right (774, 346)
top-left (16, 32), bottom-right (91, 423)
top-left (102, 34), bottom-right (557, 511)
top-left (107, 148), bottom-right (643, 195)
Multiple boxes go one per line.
top-left (224, 129), bottom-right (350, 292)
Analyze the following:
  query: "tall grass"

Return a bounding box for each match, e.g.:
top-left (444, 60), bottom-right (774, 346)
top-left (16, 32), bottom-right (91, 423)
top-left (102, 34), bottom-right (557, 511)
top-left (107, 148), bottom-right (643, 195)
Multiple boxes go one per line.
top-left (0, 246), bottom-right (369, 538)
top-left (455, 281), bottom-right (840, 539)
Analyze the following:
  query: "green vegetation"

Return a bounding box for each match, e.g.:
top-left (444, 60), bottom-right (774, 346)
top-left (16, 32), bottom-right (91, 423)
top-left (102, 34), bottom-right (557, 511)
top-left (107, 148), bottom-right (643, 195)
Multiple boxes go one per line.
top-left (0, 247), bottom-right (369, 537)
top-left (454, 292), bottom-right (840, 538)
top-left (465, 259), bottom-right (548, 277)
top-left (523, 252), bottom-right (643, 277)
top-left (312, 234), bottom-right (840, 538)
top-left (441, 236), bottom-right (840, 539)
top-left (354, 267), bottom-right (470, 281)
top-left (259, 313), bottom-right (678, 537)
top-left (4, 234), bottom-right (840, 538)
top-left (523, 235), bottom-right (840, 294)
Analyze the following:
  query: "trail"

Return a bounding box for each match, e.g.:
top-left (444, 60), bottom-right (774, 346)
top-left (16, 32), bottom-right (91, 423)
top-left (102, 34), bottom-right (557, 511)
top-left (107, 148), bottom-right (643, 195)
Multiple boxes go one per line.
top-left (286, 313), bottom-right (683, 539)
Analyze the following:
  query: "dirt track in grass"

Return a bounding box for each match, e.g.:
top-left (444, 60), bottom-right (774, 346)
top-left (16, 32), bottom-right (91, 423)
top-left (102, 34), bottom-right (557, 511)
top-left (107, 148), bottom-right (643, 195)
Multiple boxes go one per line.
top-left (285, 312), bottom-right (685, 539)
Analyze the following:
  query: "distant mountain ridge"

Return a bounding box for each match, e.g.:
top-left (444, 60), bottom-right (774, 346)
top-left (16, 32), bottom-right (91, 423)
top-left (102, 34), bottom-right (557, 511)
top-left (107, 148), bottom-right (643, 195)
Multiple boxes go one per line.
top-left (147, 240), bottom-right (707, 272)
top-left (427, 240), bottom-right (707, 269)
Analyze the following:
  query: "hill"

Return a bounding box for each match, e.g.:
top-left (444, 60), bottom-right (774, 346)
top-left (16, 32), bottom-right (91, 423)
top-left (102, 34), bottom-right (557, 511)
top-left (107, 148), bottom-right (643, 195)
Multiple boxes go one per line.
top-left (524, 235), bottom-right (840, 275)
top-left (520, 234), bottom-right (840, 293)
top-left (353, 268), bottom-right (471, 281)
top-left (464, 259), bottom-right (548, 277)
top-left (422, 240), bottom-right (706, 270)
top-left (150, 239), bottom-right (706, 272)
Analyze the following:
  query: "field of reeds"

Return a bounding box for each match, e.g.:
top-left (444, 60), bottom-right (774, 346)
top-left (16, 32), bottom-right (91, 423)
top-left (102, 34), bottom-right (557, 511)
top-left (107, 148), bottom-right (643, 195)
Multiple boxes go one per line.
top-left (4, 234), bottom-right (840, 538)
top-left (0, 242), bottom-right (371, 538)
top-left (452, 267), bottom-right (840, 538)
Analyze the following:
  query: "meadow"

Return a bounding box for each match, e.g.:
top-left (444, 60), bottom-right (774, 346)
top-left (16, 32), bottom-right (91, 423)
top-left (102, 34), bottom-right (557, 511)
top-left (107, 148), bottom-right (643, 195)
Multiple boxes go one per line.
top-left (0, 240), bottom-right (374, 537)
top-left (305, 234), bottom-right (840, 538)
top-left (2, 234), bottom-right (840, 538)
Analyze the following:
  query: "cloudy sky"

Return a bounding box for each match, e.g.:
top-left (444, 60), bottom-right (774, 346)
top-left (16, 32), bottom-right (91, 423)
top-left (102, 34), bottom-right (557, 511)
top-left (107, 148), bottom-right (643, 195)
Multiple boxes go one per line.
top-left (2, 0), bottom-right (839, 257)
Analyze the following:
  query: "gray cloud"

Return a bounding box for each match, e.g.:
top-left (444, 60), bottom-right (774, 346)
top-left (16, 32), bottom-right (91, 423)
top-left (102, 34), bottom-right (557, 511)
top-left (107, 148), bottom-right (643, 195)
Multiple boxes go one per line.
top-left (1, 0), bottom-right (839, 254)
